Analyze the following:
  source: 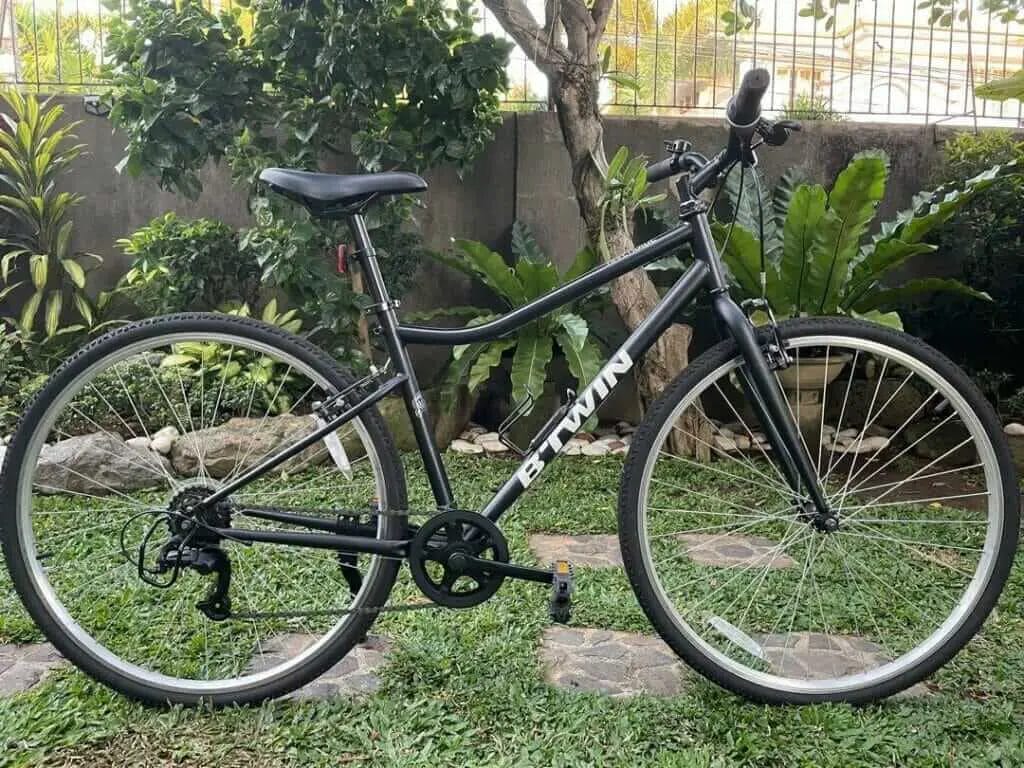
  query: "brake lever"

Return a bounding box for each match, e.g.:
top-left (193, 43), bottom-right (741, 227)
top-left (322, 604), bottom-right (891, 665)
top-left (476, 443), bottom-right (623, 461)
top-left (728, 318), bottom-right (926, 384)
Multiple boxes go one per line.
top-left (757, 118), bottom-right (802, 147)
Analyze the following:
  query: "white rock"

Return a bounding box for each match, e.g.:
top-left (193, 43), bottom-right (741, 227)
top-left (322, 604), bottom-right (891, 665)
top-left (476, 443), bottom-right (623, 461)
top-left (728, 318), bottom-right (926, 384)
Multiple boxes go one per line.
top-left (150, 426), bottom-right (179, 455)
top-left (821, 425), bottom-right (836, 437)
top-left (476, 432), bottom-right (501, 445)
top-left (717, 426), bottom-right (735, 439)
top-left (860, 436), bottom-right (891, 451)
top-left (713, 434), bottom-right (738, 452)
top-left (611, 445), bottom-right (629, 455)
top-left (734, 435), bottom-right (751, 451)
top-left (582, 441), bottom-right (611, 456)
top-left (480, 440), bottom-right (509, 454)
top-left (126, 436), bottom-right (151, 451)
top-left (838, 428), bottom-right (859, 438)
top-left (1004, 422), bottom-right (1024, 436)
top-left (564, 438), bottom-right (588, 455)
top-left (751, 431), bottom-right (768, 444)
top-left (616, 421), bottom-right (636, 436)
top-left (450, 438), bottom-right (484, 454)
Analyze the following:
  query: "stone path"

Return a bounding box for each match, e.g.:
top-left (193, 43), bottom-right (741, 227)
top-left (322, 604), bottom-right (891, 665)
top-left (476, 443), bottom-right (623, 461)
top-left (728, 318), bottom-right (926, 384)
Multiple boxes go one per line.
top-left (677, 533), bottom-right (797, 569)
top-left (756, 632), bottom-right (928, 697)
top-left (528, 534), bottom-right (622, 569)
top-left (0, 642), bottom-right (64, 697)
top-left (539, 627), bottom-right (687, 697)
top-left (246, 634), bottom-right (391, 700)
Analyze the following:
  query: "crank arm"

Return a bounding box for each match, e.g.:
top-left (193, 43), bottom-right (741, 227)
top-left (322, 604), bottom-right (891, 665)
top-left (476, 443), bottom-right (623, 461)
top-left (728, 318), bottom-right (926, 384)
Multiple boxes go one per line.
top-left (461, 556), bottom-right (554, 585)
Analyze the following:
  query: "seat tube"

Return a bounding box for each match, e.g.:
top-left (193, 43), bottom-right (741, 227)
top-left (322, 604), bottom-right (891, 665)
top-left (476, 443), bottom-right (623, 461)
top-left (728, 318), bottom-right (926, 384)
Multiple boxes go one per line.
top-left (348, 214), bottom-right (455, 508)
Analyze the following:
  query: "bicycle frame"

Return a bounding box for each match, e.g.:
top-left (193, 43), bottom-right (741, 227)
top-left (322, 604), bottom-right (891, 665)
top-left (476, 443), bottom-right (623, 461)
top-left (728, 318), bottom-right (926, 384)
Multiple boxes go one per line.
top-left (202, 168), bottom-right (831, 557)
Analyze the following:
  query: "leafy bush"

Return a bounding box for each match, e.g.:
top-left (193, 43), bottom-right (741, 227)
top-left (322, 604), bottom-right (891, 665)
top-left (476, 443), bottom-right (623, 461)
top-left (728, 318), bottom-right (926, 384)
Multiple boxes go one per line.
top-left (716, 149), bottom-right (1016, 328)
top-left (902, 131), bottom-right (1024, 391)
top-left (118, 213), bottom-right (261, 315)
top-left (431, 223), bottom-right (605, 409)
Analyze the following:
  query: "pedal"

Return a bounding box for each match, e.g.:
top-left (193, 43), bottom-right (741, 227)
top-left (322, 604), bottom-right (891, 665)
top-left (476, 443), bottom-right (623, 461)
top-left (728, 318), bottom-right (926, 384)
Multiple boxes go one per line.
top-left (549, 560), bottom-right (573, 624)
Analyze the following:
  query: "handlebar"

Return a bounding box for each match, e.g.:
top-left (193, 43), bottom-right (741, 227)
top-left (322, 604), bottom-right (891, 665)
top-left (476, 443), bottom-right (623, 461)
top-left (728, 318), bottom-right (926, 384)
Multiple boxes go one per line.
top-left (727, 68), bottom-right (771, 130)
top-left (645, 68), bottom-right (799, 187)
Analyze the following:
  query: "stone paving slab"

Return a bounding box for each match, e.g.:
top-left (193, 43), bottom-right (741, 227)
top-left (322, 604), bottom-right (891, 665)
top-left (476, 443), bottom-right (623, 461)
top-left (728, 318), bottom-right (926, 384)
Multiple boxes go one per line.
top-left (247, 634), bottom-right (391, 700)
top-left (528, 534), bottom-right (623, 569)
top-left (539, 627), bottom-right (687, 697)
top-left (755, 632), bottom-right (928, 697)
top-left (678, 533), bottom-right (797, 569)
top-left (0, 642), bottom-right (64, 697)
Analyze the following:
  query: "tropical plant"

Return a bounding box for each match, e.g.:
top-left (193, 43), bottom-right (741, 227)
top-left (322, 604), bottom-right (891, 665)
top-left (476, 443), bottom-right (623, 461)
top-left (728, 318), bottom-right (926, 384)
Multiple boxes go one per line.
top-left (430, 222), bottom-right (604, 409)
top-left (0, 90), bottom-right (116, 353)
top-left (118, 213), bottom-right (260, 316)
top-left (159, 300), bottom-right (306, 416)
top-left (781, 94), bottom-right (846, 122)
top-left (716, 149), bottom-right (1018, 328)
top-left (597, 146), bottom-right (667, 260)
top-left (11, 4), bottom-right (102, 91)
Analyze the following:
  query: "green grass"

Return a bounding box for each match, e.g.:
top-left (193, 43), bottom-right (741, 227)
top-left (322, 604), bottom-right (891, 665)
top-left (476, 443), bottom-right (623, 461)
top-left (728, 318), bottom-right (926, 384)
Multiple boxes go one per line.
top-left (2, 454), bottom-right (1023, 767)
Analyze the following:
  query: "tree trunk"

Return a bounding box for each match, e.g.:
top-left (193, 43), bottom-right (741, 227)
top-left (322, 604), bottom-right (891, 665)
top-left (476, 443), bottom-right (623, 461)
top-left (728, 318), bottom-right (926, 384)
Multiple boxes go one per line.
top-left (550, 65), bottom-right (709, 458)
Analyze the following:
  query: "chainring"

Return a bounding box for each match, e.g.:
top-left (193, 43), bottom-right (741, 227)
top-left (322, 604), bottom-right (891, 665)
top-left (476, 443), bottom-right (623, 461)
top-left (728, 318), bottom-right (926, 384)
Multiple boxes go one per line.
top-left (408, 511), bottom-right (509, 609)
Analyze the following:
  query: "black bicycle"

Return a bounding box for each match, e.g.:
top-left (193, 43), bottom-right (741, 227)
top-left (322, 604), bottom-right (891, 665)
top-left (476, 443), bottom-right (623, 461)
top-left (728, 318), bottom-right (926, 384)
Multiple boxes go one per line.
top-left (2, 70), bottom-right (1018, 706)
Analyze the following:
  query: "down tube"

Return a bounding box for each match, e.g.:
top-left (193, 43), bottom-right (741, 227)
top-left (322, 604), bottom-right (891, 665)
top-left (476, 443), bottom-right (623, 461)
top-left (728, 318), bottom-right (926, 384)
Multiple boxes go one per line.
top-left (482, 260), bottom-right (711, 522)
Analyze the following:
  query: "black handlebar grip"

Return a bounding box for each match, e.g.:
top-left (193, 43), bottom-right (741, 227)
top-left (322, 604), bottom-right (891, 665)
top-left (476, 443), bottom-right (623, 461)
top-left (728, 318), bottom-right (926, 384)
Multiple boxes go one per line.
top-left (645, 155), bottom-right (678, 184)
top-left (727, 68), bottom-right (771, 128)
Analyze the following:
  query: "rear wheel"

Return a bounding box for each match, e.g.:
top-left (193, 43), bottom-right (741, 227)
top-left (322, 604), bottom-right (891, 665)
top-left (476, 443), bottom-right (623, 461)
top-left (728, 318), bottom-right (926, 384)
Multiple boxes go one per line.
top-left (0, 313), bottom-right (407, 706)
top-left (619, 317), bottom-right (1018, 704)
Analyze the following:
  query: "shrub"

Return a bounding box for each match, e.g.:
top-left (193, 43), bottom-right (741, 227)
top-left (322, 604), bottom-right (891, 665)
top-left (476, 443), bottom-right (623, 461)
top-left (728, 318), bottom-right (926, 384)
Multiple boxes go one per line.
top-left (902, 131), bottom-right (1024, 390)
top-left (118, 213), bottom-right (261, 315)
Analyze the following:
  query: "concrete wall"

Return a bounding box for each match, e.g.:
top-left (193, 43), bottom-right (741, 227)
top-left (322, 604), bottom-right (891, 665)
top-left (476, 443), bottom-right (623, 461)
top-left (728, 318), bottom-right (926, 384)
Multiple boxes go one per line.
top-left (28, 97), bottom-right (1010, 399)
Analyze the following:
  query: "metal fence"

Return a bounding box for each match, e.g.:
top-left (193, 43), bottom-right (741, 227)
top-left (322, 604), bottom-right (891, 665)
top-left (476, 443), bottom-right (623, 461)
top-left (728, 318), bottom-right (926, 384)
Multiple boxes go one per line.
top-left (1, 0), bottom-right (1022, 125)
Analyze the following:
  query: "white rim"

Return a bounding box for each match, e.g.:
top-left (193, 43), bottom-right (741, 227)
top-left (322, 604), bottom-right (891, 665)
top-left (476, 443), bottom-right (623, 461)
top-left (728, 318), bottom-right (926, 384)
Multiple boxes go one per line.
top-left (15, 330), bottom-right (390, 697)
top-left (637, 333), bottom-right (1004, 696)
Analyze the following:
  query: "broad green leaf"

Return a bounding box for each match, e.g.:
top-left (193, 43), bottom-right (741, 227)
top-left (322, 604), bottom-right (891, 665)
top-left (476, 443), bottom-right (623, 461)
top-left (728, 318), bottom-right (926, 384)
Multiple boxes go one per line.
top-left (61, 258), bottom-right (86, 289)
top-left (779, 184), bottom-right (828, 315)
top-left (467, 339), bottom-right (514, 393)
top-left (44, 290), bottom-right (61, 337)
top-left (976, 69), bottom-right (1024, 101)
top-left (724, 166), bottom-right (778, 253)
top-left (510, 326), bottom-right (554, 408)
top-left (441, 342), bottom-right (485, 408)
top-left (404, 306), bottom-right (493, 322)
top-left (713, 221), bottom-right (783, 307)
top-left (452, 239), bottom-right (527, 305)
top-left (19, 289), bottom-right (41, 332)
top-left (72, 290), bottom-right (94, 325)
top-left (852, 309), bottom-right (903, 330)
top-left (804, 151), bottom-right (889, 314)
top-left (262, 298), bottom-right (278, 322)
top-left (563, 246), bottom-right (598, 283)
top-left (604, 71), bottom-right (640, 92)
top-left (606, 146), bottom-right (629, 180)
top-left (515, 256), bottom-right (559, 301)
top-left (555, 312), bottom-right (589, 351)
top-left (29, 253), bottom-right (47, 290)
top-left (556, 329), bottom-right (602, 388)
top-left (160, 354), bottom-right (199, 367)
top-left (510, 221), bottom-right (545, 264)
top-left (855, 278), bottom-right (992, 313)
top-left (844, 240), bottom-right (935, 310)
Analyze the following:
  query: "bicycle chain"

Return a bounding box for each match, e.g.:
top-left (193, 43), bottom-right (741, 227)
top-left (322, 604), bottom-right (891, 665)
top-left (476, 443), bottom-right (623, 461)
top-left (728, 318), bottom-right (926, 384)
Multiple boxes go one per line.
top-left (225, 506), bottom-right (446, 622)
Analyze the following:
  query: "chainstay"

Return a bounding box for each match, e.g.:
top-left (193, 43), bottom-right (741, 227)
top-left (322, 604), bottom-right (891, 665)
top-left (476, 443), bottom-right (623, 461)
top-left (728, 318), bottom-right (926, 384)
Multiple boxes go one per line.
top-left (229, 600), bottom-right (443, 621)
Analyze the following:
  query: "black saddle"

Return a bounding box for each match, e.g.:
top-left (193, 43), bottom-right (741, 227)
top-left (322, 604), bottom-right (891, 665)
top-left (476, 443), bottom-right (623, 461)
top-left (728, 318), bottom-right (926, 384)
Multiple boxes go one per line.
top-left (259, 168), bottom-right (427, 216)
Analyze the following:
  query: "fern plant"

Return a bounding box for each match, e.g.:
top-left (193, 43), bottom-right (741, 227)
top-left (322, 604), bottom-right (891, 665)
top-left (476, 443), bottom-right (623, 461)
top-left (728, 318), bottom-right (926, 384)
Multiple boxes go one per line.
top-left (0, 89), bottom-right (113, 348)
top-left (429, 222), bottom-right (605, 409)
top-left (716, 150), bottom-right (1017, 328)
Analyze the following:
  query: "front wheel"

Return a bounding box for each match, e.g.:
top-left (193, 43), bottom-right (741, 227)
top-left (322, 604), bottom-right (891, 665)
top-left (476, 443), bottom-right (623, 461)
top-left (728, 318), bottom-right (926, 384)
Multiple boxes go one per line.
top-left (618, 317), bottom-right (1018, 704)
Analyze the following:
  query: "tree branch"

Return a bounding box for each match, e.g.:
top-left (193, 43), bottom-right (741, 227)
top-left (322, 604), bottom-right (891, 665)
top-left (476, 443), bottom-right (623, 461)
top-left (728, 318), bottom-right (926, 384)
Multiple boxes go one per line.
top-left (589, 0), bottom-right (615, 46)
top-left (481, 0), bottom-right (568, 75)
top-left (558, 0), bottom-right (594, 55)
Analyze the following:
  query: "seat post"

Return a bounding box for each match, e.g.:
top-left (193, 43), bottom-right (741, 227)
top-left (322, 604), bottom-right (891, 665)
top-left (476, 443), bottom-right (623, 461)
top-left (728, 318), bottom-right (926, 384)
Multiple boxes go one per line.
top-left (346, 213), bottom-right (455, 509)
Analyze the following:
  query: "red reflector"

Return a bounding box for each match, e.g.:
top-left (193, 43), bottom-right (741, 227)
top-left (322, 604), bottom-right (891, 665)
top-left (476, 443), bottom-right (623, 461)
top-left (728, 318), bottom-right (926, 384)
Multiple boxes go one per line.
top-left (337, 243), bottom-right (348, 274)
